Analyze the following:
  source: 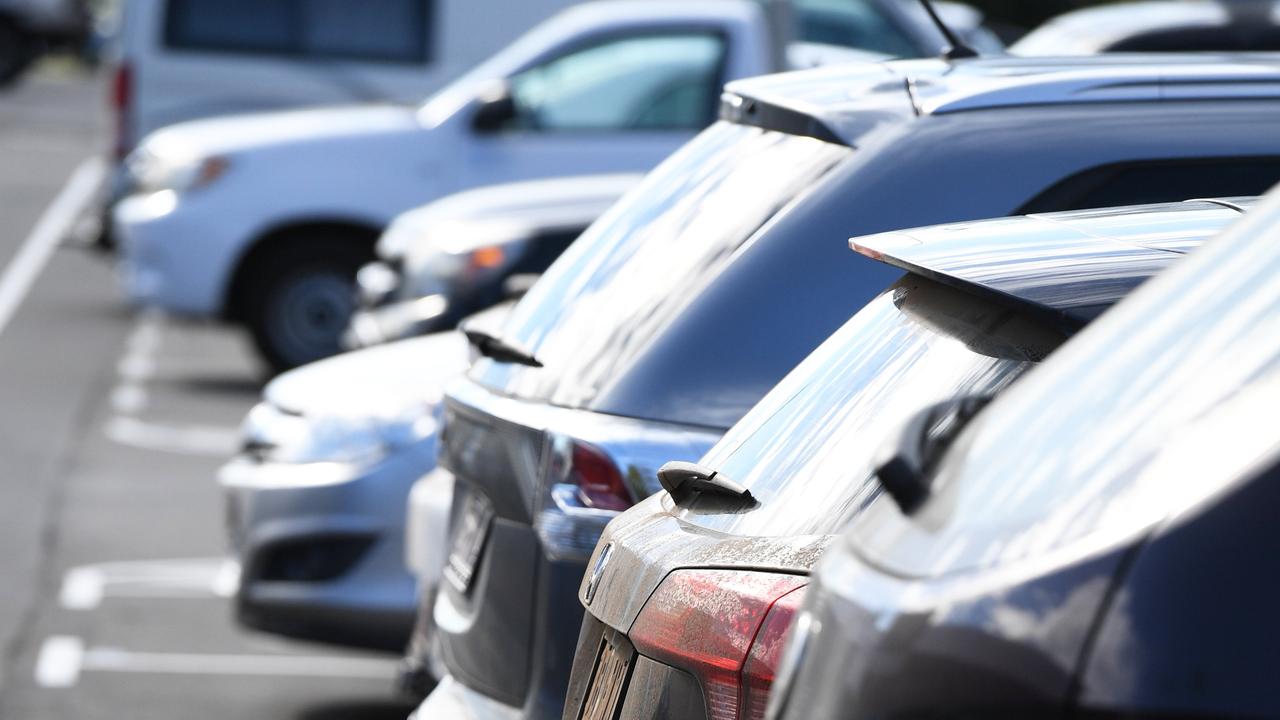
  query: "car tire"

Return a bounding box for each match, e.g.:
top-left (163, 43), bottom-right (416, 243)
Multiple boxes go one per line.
top-left (242, 237), bottom-right (373, 373)
top-left (0, 19), bottom-right (33, 86)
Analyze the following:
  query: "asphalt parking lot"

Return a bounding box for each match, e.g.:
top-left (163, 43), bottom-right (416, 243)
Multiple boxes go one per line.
top-left (0, 66), bottom-right (415, 719)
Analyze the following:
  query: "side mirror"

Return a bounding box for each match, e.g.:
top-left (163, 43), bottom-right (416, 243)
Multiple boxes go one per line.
top-left (502, 273), bottom-right (540, 301)
top-left (873, 394), bottom-right (992, 515)
top-left (471, 82), bottom-right (517, 134)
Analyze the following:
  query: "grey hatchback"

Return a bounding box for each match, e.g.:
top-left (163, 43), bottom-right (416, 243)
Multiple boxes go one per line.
top-left (565, 197), bottom-right (1251, 720)
top-left (418, 55), bottom-right (1280, 720)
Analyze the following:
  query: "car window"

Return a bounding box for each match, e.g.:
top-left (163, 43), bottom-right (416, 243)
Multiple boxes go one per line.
top-left (1109, 28), bottom-right (1280, 52)
top-left (1018, 158), bottom-right (1280, 214)
top-left (165, 0), bottom-right (294, 54)
top-left (506, 33), bottom-right (725, 132)
top-left (164, 0), bottom-right (431, 63)
top-left (301, 0), bottom-right (431, 62)
top-left (791, 0), bottom-right (920, 56)
top-left (677, 275), bottom-right (1068, 537)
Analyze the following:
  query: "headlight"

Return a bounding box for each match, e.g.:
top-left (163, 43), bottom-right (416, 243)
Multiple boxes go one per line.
top-left (391, 219), bottom-right (529, 299)
top-left (240, 402), bottom-right (436, 468)
top-left (127, 149), bottom-right (230, 194)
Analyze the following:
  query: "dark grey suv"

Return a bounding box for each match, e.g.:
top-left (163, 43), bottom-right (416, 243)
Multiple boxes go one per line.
top-left (416, 54), bottom-right (1280, 720)
top-left (767, 190), bottom-right (1280, 720)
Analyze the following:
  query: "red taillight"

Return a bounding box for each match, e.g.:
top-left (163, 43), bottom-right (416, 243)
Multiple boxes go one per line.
top-left (630, 569), bottom-right (808, 720)
top-left (741, 585), bottom-right (806, 720)
top-left (569, 441), bottom-right (631, 511)
top-left (111, 62), bottom-right (134, 160)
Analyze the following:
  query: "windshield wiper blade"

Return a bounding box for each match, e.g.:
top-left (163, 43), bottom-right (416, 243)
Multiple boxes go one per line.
top-left (461, 325), bottom-right (542, 368)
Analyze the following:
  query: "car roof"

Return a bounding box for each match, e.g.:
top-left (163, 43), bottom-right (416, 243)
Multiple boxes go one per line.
top-left (1011, 0), bottom-right (1279, 56)
top-left (723, 54), bottom-right (1280, 146)
top-left (851, 198), bottom-right (1249, 330)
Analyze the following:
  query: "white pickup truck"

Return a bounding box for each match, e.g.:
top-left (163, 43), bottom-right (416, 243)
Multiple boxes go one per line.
top-left (114, 0), bottom-right (994, 371)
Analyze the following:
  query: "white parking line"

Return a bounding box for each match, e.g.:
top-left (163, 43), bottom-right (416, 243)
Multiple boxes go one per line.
top-left (35, 636), bottom-right (398, 688)
top-left (59, 558), bottom-right (239, 611)
top-left (104, 416), bottom-right (241, 457)
top-left (34, 636), bottom-right (84, 688)
top-left (108, 312), bottom-right (163, 416)
top-left (0, 157), bottom-right (104, 339)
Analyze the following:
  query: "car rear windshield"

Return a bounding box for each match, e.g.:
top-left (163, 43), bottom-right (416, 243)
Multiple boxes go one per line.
top-left (844, 199), bottom-right (1280, 579)
top-left (679, 274), bottom-right (1068, 536)
top-left (467, 122), bottom-right (855, 425)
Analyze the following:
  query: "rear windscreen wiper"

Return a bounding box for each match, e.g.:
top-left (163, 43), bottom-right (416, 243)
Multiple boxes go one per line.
top-left (658, 461), bottom-right (753, 505)
top-left (461, 324), bottom-right (542, 368)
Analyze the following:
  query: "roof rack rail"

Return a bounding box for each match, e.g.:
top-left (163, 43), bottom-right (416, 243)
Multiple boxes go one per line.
top-left (914, 63), bottom-right (1280, 116)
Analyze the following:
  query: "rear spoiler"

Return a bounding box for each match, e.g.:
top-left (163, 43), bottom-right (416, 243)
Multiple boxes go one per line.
top-left (851, 227), bottom-right (1187, 333)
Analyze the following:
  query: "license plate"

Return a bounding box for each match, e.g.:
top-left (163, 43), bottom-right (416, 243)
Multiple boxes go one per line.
top-left (443, 491), bottom-right (494, 595)
top-left (580, 638), bottom-right (631, 720)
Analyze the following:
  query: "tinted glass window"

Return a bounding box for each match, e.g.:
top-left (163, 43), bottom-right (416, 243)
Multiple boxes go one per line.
top-left (1110, 28), bottom-right (1280, 52)
top-left (165, 0), bottom-right (294, 54)
top-left (301, 0), bottom-right (430, 62)
top-left (791, 0), bottom-right (920, 56)
top-left (468, 122), bottom-right (856, 424)
top-left (845, 195), bottom-right (1280, 580)
top-left (164, 0), bottom-right (430, 63)
top-left (1019, 158), bottom-right (1280, 214)
top-left (507, 34), bottom-right (725, 131)
top-left (678, 275), bottom-right (1067, 536)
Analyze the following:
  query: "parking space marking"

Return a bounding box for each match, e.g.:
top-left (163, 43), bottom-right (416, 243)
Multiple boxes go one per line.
top-left (0, 157), bottom-right (104, 339)
top-left (104, 312), bottom-right (246, 457)
top-left (107, 311), bottom-right (161, 416)
top-left (60, 558), bottom-right (239, 611)
top-left (104, 415), bottom-right (241, 457)
top-left (35, 636), bottom-right (398, 688)
top-left (34, 636), bottom-right (85, 688)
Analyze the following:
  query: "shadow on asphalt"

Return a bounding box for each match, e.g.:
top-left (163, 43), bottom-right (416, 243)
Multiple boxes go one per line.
top-left (168, 375), bottom-right (265, 397)
top-left (295, 699), bottom-right (420, 720)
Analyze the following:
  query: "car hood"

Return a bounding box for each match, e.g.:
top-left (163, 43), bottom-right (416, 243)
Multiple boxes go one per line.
top-left (264, 331), bottom-right (470, 418)
top-left (139, 104), bottom-right (423, 160)
top-left (379, 174), bottom-right (642, 260)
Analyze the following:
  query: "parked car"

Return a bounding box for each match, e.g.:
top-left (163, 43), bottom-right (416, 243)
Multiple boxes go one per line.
top-left (765, 191), bottom-right (1280, 720)
top-left (348, 174), bottom-right (641, 349)
top-left (1012, 0), bottom-right (1280, 55)
top-left (561, 196), bottom-right (1252, 720)
top-left (0, 0), bottom-right (87, 82)
top-left (106, 0), bottom-right (575, 164)
top-left (219, 326), bottom-right (474, 651)
top-left (111, 0), bottom-right (984, 372)
top-left (417, 56), bottom-right (1280, 720)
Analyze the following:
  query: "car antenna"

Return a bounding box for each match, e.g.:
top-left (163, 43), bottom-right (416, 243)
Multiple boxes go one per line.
top-left (918, 0), bottom-right (979, 60)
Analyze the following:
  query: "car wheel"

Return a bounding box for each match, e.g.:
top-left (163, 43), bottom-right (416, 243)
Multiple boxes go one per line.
top-left (243, 240), bottom-right (371, 373)
top-left (0, 20), bottom-right (33, 86)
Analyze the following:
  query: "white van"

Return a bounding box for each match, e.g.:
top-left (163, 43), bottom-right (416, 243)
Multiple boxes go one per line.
top-left (108, 0), bottom-right (575, 160)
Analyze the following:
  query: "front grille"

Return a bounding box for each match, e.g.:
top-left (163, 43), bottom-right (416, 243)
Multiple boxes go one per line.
top-left (254, 534), bottom-right (376, 583)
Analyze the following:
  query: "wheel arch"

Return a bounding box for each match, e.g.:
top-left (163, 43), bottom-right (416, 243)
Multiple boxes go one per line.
top-left (222, 217), bottom-right (383, 322)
